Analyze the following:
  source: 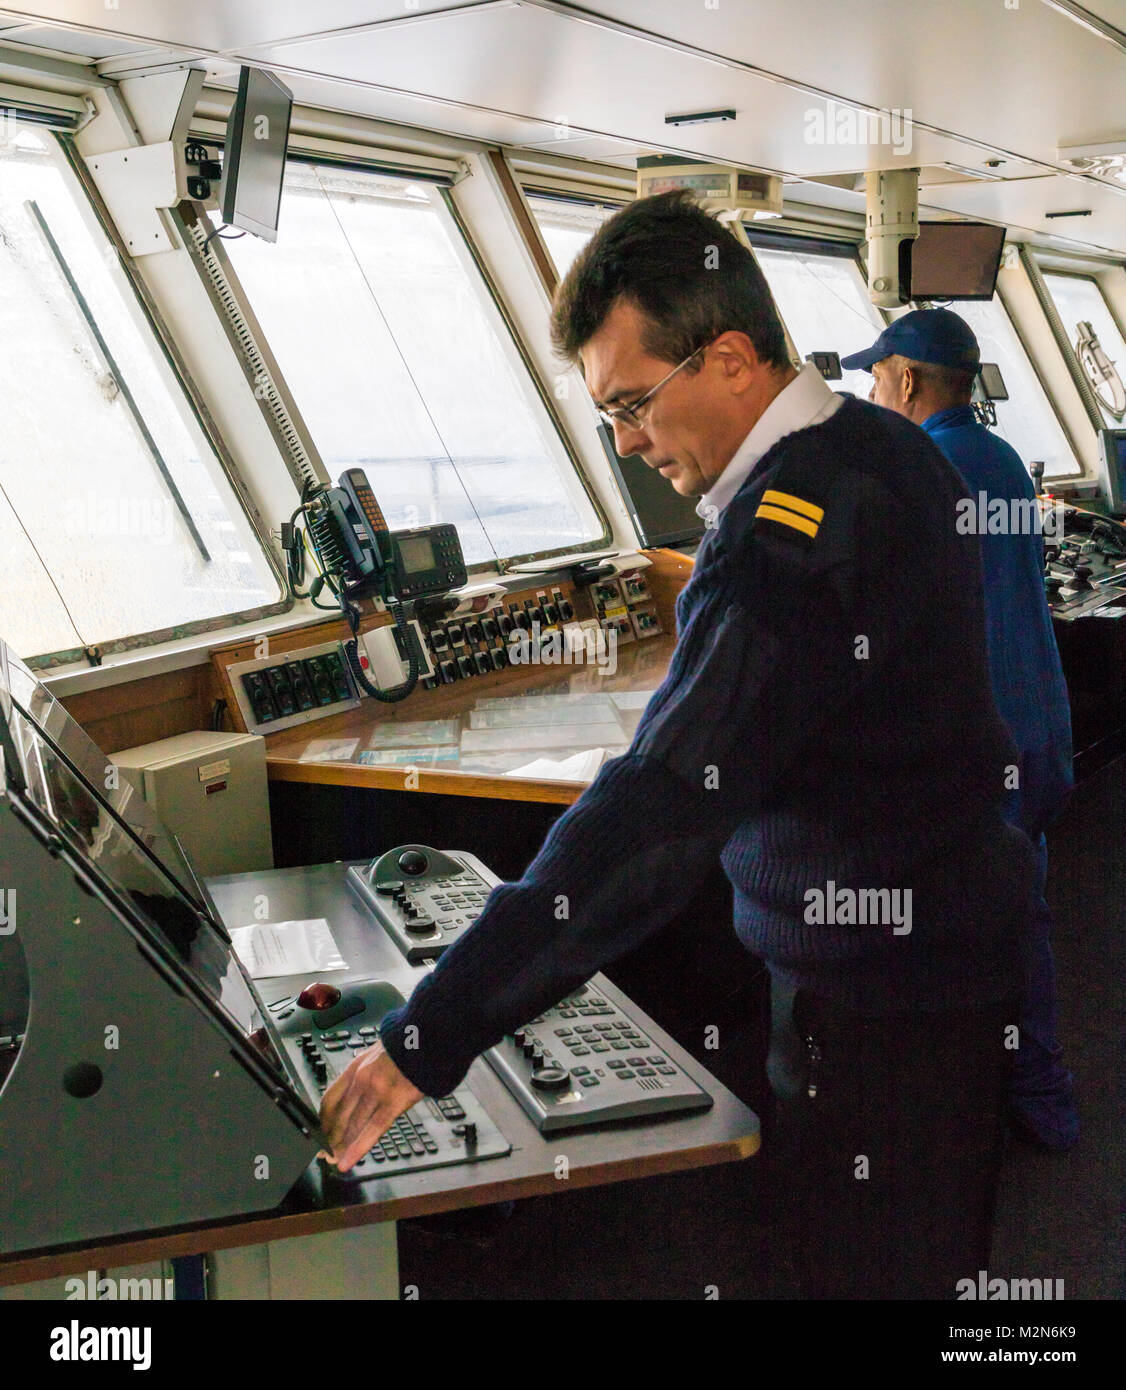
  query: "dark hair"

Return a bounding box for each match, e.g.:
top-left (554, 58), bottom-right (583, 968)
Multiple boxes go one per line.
top-left (900, 357), bottom-right (976, 405)
top-left (550, 189), bottom-right (791, 371)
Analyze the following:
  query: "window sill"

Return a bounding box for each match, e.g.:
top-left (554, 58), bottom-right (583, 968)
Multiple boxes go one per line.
top-left (40, 604), bottom-right (331, 699)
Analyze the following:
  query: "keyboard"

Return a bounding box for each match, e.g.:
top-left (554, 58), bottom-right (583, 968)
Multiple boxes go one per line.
top-left (486, 980), bottom-right (712, 1133)
top-left (272, 977), bottom-right (510, 1181)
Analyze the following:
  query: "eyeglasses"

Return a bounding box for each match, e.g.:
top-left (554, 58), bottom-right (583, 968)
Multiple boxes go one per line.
top-left (596, 340), bottom-right (713, 430)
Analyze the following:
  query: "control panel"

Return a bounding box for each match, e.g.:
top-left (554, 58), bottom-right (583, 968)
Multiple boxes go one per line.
top-left (271, 976), bottom-right (510, 1182)
top-left (422, 583), bottom-right (581, 688)
top-left (486, 981), bottom-right (713, 1133)
top-left (346, 843), bottom-right (494, 962)
top-left (215, 564), bottom-right (659, 734)
top-left (229, 639), bottom-right (360, 735)
top-left (1045, 505), bottom-right (1126, 621)
top-left (589, 569), bottom-right (662, 643)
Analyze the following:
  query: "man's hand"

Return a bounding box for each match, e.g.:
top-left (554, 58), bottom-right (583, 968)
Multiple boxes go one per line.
top-left (319, 1041), bottom-right (424, 1172)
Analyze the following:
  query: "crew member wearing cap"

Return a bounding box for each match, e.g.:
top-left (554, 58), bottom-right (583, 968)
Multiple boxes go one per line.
top-left (322, 194), bottom-right (1037, 1297)
top-left (843, 307), bottom-right (1077, 1151)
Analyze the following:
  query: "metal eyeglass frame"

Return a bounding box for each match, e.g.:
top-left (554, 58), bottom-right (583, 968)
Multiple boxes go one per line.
top-left (596, 339), bottom-right (715, 429)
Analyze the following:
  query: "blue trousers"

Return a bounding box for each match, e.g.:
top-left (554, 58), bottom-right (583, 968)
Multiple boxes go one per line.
top-left (1010, 833), bottom-right (1077, 1144)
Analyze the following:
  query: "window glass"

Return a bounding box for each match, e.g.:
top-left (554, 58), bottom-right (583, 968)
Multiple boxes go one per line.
top-left (753, 246), bottom-right (885, 398)
top-left (526, 194), bottom-right (620, 280)
top-left (0, 124), bottom-right (281, 662)
top-left (948, 298), bottom-right (1078, 479)
top-left (1042, 271), bottom-right (1126, 428)
top-left (224, 164), bottom-right (604, 564)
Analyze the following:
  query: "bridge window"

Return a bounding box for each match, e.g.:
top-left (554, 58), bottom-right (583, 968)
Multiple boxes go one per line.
top-left (1041, 271), bottom-right (1126, 429)
top-left (752, 244), bottom-right (885, 398)
top-left (0, 124), bottom-right (282, 666)
top-left (224, 163), bottom-right (605, 565)
top-left (948, 298), bottom-right (1079, 479)
top-left (526, 194), bottom-right (620, 280)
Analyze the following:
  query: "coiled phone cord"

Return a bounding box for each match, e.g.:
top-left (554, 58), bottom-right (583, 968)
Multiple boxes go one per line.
top-left (341, 590), bottom-right (420, 704)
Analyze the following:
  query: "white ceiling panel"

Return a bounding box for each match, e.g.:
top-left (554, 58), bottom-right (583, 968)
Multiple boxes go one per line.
top-left (0, 23), bottom-right (143, 58)
top-left (564, 0), bottom-right (1126, 170)
top-left (234, 5), bottom-right (1061, 183)
top-left (230, 68), bottom-right (565, 151)
top-left (0, 1), bottom-right (475, 52)
top-left (1, 1), bottom-right (1125, 252)
top-left (919, 170), bottom-right (1126, 251)
top-left (1051, 0), bottom-right (1126, 32)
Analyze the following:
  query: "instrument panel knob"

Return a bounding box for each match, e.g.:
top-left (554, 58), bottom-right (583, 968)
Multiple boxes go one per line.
top-left (531, 1064), bottom-right (571, 1092)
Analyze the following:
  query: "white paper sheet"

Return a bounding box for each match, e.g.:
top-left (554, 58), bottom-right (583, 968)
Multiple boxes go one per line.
top-left (505, 748), bottom-right (610, 783)
top-left (609, 690), bottom-right (658, 711)
top-left (230, 919), bottom-right (347, 979)
top-left (297, 737), bottom-right (361, 763)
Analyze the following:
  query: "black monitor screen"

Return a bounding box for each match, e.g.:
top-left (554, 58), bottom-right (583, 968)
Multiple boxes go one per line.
top-left (597, 424), bottom-right (706, 550)
top-left (0, 641), bottom-right (297, 1093)
top-left (221, 67), bottom-right (293, 242)
top-left (908, 222), bottom-right (1006, 302)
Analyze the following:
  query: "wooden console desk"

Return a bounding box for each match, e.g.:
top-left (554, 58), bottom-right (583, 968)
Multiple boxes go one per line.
top-left (265, 634), bottom-right (677, 807)
top-left (203, 548), bottom-right (694, 809)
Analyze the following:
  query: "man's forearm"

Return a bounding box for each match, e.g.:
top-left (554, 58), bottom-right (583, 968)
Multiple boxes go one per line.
top-left (379, 752), bottom-right (740, 1096)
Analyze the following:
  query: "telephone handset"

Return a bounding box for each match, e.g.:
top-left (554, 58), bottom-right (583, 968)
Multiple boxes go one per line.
top-left (303, 469), bottom-right (467, 704)
top-left (336, 468), bottom-right (393, 585)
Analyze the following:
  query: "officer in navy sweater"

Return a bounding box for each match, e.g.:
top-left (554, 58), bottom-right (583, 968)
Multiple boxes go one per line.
top-left (322, 192), bottom-right (1036, 1298)
top-left (843, 309), bottom-right (1077, 1152)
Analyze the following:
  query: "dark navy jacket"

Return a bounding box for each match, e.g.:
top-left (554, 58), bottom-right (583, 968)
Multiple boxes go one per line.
top-left (381, 397), bottom-right (1036, 1097)
top-left (921, 405), bottom-right (1073, 839)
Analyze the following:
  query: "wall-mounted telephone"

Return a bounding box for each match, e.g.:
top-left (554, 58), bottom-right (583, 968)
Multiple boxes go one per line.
top-left (300, 470), bottom-right (467, 703)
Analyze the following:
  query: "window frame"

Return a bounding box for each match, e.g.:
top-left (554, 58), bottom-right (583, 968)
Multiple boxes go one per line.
top-left (746, 229), bottom-right (886, 381)
top-left (10, 131), bottom-right (291, 671)
top-left (1030, 262), bottom-right (1126, 437)
top-left (215, 150), bottom-right (614, 570)
top-left (438, 182), bottom-right (614, 565)
top-left (971, 279), bottom-right (1085, 482)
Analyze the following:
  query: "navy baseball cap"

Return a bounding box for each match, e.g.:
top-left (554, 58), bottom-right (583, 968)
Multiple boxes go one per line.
top-left (840, 308), bottom-right (980, 373)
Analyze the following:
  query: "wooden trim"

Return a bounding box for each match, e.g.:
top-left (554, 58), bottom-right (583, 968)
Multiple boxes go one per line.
top-left (268, 755), bottom-right (584, 805)
top-left (487, 148), bottom-right (559, 299)
top-left (59, 665), bottom-right (221, 755)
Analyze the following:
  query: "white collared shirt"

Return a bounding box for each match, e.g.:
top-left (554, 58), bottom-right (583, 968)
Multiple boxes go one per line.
top-left (696, 361), bottom-right (844, 521)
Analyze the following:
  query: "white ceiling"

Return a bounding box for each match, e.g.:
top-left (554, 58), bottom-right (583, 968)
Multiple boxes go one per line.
top-left (3, 0), bottom-right (1126, 253)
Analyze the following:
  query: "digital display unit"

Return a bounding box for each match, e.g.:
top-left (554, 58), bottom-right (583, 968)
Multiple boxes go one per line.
top-left (596, 422), bottom-right (706, 550)
top-left (976, 362), bottom-right (1009, 401)
top-left (220, 66), bottom-right (293, 242)
top-left (0, 639), bottom-right (315, 1120)
top-left (398, 533), bottom-right (436, 574)
top-left (907, 222), bottom-right (1006, 302)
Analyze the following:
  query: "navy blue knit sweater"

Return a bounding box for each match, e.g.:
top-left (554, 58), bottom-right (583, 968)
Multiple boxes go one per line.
top-left (381, 397), bottom-right (1036, 1098)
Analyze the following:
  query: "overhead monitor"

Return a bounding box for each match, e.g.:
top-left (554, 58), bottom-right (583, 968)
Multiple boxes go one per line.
top-left (220, 66), bottom-right (293, 242)
top-left (907, 221), bottom-right (1006, 302)
top-left (596, 423), bottom-right (706, 551)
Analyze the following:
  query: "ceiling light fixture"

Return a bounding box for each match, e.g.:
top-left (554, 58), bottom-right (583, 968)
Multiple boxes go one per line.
top-left (664, 109), bottom-right (737, 127)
